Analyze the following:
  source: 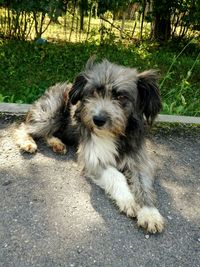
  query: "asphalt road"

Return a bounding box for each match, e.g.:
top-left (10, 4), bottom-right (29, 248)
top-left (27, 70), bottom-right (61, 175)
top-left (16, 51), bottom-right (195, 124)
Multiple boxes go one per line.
top-left (0, 118), bottom-right (200, 267)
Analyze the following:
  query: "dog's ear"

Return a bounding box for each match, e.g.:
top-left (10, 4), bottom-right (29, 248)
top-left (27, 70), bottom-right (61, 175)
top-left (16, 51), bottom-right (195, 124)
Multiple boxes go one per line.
top-left (85, 55), bottom-right (96, 70)
top-left (69, 56), bottom-right (96, 105)
top-left (69, 73), bottom-right (87, 105)
top-left (137, 70), bottom-right (162, 124)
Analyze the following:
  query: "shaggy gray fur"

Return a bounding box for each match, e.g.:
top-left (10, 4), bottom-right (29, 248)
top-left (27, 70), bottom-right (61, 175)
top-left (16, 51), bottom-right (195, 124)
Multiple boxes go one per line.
top-left (15, 58), bottom-right (164, 233)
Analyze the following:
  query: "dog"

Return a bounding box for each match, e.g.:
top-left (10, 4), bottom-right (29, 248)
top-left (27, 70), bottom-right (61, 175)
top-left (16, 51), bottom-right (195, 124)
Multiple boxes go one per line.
top-left (15, 58), bottom-right (165, 233)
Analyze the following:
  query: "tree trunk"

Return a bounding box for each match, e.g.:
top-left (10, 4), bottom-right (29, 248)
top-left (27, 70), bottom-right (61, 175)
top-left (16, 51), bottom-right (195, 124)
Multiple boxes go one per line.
top-left (153, 13), bottom-right (171, 42)
top-left (152, 0), bottom-right (171, 42)
top-left (79, 0), bottom-right (84, 31)
top-left (86, 3), bottom-right (92, 41)
top-left (140, 0), bottom-right (146, 40)
top-left (131, 21), bottom-right (137, 38)
top-left (69, 0), bottom-right (77, 41)
top-left (120, 10), bottom-right (126, 39)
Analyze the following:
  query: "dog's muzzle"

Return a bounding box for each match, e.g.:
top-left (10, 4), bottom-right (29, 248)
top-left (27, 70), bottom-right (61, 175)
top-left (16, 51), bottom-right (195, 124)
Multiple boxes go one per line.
top-left (93, 115), bottom-right (107, 127)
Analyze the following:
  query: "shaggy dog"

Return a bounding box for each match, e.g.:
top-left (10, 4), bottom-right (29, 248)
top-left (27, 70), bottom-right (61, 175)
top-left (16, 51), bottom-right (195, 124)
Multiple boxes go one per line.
top-left (15, 58), bottom-right (165, 233)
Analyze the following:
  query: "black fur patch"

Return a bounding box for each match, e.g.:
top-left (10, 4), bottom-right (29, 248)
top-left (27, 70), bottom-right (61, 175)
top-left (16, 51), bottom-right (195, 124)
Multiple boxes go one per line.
top-left (69, 74), bottom-right (87, 105)
top-left (137, 70), bottom-right (162, 125)
top-left (117, 114), bottom-right (145, 159)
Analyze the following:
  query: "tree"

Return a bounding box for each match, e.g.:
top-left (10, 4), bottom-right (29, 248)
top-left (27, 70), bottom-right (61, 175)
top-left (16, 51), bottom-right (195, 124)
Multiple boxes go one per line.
top-left (152, 0), bottom-right (200, 42)
top-left (152, 0), bottom-right (175, 42)
top-left (0, 0), bottom-right (65, 39)
top-left (79, 0), bottom-right (88, 31)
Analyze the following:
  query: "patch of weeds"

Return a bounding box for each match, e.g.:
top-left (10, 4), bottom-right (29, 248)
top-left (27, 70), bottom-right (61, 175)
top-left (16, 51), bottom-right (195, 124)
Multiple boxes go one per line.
top-left (0, 39), bottom-right (199, 117)
top-left (151, 122), bottom-right (200, 137)
top-left (161, 45), bottom-right (200, 116)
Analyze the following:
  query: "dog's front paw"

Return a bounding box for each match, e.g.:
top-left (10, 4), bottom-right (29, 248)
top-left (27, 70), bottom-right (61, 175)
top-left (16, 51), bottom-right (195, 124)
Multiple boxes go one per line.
top-left (19, 141), bottom-right (37, 153)
top-left (52, 142), bottom-right (67, 154)
top-left (117, 199), bottom-right (139, 218)
top-left (46, 136), bottom-right (67, 154)
top-left (137, 206), bottom-right (165, 233)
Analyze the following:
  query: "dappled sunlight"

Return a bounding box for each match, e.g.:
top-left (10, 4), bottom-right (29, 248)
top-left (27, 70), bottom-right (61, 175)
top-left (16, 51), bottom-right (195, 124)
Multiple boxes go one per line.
top-left (47, 189), bottom-right (107, 240)
top-left (161, 179), bottom-right (200, 221)
top-left (0, 122), bottom-right (109, 253)
top-left (1, 121), bottom-right (200, 265)
top-left (0, 0), bottom-right (200, 263)
top-left (147, 130), bottom-right (200, 224)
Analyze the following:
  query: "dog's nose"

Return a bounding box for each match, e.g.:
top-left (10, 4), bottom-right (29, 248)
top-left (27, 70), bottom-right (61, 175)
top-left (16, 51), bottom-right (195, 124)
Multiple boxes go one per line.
top-left (93, 115), bottom-right (107, 127)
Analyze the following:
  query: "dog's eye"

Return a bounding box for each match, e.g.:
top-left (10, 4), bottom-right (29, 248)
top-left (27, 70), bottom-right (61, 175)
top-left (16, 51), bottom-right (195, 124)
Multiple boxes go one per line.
top-left (117, 95), bottom-right (128, 102)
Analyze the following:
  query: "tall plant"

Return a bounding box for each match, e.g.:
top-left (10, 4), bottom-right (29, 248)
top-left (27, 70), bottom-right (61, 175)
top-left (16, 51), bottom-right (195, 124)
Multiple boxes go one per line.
top-left (0, 0), bottom-right (64, 39)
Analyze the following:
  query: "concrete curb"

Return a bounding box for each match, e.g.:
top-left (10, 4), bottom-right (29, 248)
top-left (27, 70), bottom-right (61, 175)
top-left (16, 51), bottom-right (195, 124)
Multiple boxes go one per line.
top-left (0, 103), bottom-right (31, 115)
top-left (156, 114), bottom-right (200, 124)
top-left (0, 102), bottom-right (200, 124)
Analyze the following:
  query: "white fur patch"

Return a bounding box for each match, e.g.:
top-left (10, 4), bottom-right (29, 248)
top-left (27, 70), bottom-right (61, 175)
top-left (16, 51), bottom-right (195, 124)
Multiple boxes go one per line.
top-left (81, 134), bottom-right (118, 172)
top-left (137, 206), bottom-right (165, 233)
top-left (93, 166), bottom-right (139, 217)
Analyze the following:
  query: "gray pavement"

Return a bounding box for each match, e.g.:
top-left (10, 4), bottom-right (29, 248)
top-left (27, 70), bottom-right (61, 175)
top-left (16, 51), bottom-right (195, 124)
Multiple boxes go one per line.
top-left (0, 118), bottom-right (200, 267)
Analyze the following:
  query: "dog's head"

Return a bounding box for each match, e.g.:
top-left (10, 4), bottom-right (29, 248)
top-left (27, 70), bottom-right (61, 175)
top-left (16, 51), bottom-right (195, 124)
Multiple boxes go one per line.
top-left (69, 58), bottom-right (161, 137)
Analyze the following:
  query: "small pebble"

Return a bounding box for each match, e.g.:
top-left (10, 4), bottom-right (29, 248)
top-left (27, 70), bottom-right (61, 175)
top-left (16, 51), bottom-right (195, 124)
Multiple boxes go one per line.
top-left (2, 180), bottom-right (12, 186)
top-left (145, 235), bottom-right (150, 239)
top-left (77, 249), bottom-right (82, 254)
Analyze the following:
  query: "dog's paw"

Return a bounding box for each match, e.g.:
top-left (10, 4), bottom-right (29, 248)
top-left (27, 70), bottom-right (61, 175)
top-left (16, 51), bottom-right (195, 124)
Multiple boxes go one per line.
top-left (52, 142), bottom-right (67, 154)
top-left (118, 199), bottom-right (139, 218)
top-left (137, 206), bottom-right (165, 233)
top-left (46, 136), bottom-right (67, 154)
top-left (19, 141), bottom-right (37, 153)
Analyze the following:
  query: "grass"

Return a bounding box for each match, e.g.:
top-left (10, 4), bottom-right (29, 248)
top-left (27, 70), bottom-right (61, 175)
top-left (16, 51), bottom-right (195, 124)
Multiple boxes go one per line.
top-left (0, 38), bottom-right (200, 116)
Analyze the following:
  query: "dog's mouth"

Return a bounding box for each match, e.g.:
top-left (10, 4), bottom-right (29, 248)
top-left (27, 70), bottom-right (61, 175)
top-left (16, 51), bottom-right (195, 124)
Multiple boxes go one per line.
top-left (92, 115), bottom-right (126, 138)
top-left (92, 114), bottom-right (112, 137)
top-left (81, 113), bottom-right (115, 137)
top-left (80, 104), bottom-right (126, 137)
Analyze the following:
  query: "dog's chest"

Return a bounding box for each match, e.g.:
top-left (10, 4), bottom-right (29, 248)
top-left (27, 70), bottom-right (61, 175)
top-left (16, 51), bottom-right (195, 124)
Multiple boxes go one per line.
top-left (79, 134), bottom-right (118, 172)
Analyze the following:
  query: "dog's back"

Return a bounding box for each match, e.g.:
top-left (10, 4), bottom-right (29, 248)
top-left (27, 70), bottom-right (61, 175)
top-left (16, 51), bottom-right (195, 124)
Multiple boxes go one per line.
top-left (25, 82), bottom-right (70, 137)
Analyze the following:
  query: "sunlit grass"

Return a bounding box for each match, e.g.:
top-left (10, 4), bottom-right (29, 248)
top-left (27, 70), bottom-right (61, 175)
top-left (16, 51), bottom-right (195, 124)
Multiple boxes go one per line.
top-left (0, 8), bottom-right (199, 116)
top-left (42, 15), bottom-right (152, 43)
top-left (0, 7), bottom-right (151, 44)
top-left (0, 38), bottom-right (199, 116)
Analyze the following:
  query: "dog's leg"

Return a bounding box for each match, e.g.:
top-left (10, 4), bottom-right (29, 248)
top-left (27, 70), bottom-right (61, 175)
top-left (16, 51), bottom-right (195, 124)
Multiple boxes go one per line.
top-left (127, 170), bottom-right (165, 233)
top-left (15, 83), bottom-right (71, 154)
top-left (136, 174), bottom-right (164, 233)
top-left (15, 123), bottom-right (37, 153)
top-left (92, 166), bottom-right (139, 217)
top-left (45, 135), bottom-right (67, 154)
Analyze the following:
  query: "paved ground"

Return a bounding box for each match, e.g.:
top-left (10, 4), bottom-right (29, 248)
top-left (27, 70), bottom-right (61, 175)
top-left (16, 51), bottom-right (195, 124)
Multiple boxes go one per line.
top-left (0, 117), bottom-right (200, 267)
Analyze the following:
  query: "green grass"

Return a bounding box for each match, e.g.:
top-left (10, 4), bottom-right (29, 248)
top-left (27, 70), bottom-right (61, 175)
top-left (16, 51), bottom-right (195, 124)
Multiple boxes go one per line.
top-left (0, 39), bottom-right (200, 116)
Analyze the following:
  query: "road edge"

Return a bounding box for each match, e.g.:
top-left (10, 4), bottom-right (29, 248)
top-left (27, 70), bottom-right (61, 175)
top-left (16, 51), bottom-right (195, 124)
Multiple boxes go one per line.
top-left (0, 102), bottom-right (200, 124)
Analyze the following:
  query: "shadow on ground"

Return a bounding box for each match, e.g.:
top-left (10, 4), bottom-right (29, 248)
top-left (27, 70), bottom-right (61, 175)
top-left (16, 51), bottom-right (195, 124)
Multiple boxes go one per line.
top-left (0, 121), bottom-right (200, 267)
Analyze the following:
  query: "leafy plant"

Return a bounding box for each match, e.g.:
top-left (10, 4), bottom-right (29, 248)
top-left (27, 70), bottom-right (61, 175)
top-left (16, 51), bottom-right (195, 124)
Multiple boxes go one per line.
top-left (0, 39), bottom-right (199, 116)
